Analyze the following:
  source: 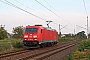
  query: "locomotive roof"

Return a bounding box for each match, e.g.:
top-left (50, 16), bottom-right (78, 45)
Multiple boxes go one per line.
top-left (43, 27), bottom-right (56, 31)
top-left (26, 25), bottom-right (56, 31)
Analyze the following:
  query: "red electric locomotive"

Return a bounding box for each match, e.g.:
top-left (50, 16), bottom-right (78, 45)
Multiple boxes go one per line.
top-left (23, 25), bottom-right (58, 49)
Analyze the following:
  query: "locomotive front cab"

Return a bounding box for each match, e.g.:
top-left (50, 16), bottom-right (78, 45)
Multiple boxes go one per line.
top-left (23, 26), bottom-right (40, 48)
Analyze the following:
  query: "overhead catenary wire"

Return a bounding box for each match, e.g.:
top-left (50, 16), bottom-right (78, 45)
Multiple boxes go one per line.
top-left (44, 0), bottom-right (79, 26)
top-left (44, 0), bottom-right (70, 24)
top-left (83, 0), bottom-right (89, 39)
top-left (14, 0), bottom-right (70, 28)
top-left (43, 0), bottom-right (65, 25)
top-left (0, 0), bottom-right (78, 33)
top-left (44, 0), bottom-right (64, 18)
top-left (35, 0), bottom-right (63, 19)
top-left (15, 0), bottom-right (76, 32)
top-left (35, 0), bottom-right (77, 28)
top-left (1, 0), bottom-right (72, 27)
top-left (83, 0), bottom-right (87, 15)
top-left (0, 0), bottom-right (47, 21)
top-left (0, 0), bottom-right (60, 31)
top-left (13, 0), bottom-right (59, 25)
top-left (36, 0), bottom-right (80, 33)
top-left (14, 0), bottom-right (50, 20)
top-left (43, 0), bottom-right (90, 35)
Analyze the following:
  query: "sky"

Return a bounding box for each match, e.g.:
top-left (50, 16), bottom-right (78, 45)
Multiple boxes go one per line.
top-left (0, 0), bottom-right (90, 34)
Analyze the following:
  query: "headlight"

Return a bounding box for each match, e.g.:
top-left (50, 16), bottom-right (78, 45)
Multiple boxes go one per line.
top-left (33, 35), bottom-right (37, 38)
top-left (24, 35), bottom-right (28, 38)
top-left (34, 39), bottom-right (37, 40)
top-left (24, 39), bottom-right (27, 40)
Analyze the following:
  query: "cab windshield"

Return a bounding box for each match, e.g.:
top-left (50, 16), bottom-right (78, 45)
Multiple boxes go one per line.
top-left (25, 28), bottom-right (38, 33)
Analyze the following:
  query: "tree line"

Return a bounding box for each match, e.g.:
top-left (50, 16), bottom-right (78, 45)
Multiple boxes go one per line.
top-left (0, 25), bottom-right (24, 40)
top-left (60, 31), bottom-right (90, 39)
top-left (0, 25), bottom-right (90, 40)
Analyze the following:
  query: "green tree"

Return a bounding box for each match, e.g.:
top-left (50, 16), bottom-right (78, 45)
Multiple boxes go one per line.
top-left (0, 25), bottom-right (7, 40)
top-left (75, 31), bottom-right (87, 39)
top-left (12, 26), bottom-right (24, 39)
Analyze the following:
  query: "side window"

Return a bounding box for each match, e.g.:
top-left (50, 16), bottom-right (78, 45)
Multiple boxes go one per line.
top-left (41, 29), bottom-right (42, 33)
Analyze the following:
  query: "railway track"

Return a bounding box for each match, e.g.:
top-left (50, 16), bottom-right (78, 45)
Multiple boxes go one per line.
top-left (0, 41), bottom-right (80, 60)
top-left (17, 41), bottom-right (79, 60)
top-left (0, 50), bottom-right (29, 59)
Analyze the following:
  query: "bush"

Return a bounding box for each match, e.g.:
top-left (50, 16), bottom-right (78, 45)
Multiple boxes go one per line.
top-left (0, 42), bottom-right (11, 52)
top-left (11, 41), bottom-right (23, 48)
top-left (67, 39), bottom-right (90, 60)
top-left (77, 40), bottom-right (90, 52)
top-left (66, 53), bottom-right (73, 60)
top-left (0, 39), bottom-right (23, 53)
top-left (73, 51), bottom-right (86, 59)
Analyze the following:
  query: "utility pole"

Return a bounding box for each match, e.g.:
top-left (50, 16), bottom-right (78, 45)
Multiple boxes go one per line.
top-left (74, 29), bottom-right (75, 35)
top-left (87, 16), bottom-right (88, 39)
top-left (59, 24), bottom-right (61, 38)
top-left (58, 24), bottom-right (67, 38)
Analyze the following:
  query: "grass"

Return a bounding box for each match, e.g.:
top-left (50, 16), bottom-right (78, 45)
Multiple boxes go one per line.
top-left (58, 38), bottom-right (75, 43)
top-left (0, 38), bottom-right (23, 54)
top-left (0, 38), bottom-right (76, 54)
top-left (66, 38), bottom-right (90, 60)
